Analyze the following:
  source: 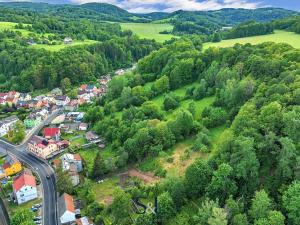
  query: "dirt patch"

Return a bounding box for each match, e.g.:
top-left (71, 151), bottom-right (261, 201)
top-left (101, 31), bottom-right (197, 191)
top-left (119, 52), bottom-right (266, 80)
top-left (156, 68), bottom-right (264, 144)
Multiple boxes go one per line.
top-left (128, 169), bottom-right (160, 184)
top-left (103, 196), bottom-right (114, 205)
top-left (161, 142), bottom-right (205, 177)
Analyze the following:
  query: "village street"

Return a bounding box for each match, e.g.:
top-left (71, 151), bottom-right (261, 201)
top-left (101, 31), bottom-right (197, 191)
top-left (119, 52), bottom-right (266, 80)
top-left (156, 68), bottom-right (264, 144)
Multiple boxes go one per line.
top-left (0, 109), bottom-right (60, 225)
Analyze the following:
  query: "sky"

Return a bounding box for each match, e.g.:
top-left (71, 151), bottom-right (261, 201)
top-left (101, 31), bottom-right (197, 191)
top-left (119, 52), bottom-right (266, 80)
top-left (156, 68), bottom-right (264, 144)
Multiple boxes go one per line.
top-left (0, 0), bottom-right (299, 13)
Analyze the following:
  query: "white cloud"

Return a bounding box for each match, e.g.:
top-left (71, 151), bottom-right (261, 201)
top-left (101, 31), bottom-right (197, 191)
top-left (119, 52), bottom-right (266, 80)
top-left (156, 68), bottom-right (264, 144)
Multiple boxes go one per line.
top-left (69, 0), bottom-right (262, 12)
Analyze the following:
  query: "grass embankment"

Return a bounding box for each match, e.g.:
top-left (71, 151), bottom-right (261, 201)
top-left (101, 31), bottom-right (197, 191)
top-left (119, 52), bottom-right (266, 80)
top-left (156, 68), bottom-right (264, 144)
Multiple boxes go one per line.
top-left (120, 22), bottom-right (175, 43)
top-left (203, 30), bottom-right (300, 49)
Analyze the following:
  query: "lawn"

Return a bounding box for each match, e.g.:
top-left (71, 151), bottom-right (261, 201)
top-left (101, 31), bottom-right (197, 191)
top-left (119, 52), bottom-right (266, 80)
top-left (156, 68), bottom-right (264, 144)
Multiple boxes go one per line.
top-left (8, 198), bottom-right (42, 215)
top-left (120, 23), bottom-right (175, 43)
top-left (92, 176), bottom-right (119, 205)
top-left (0, 21), bottom-right (31, 36)
top-left (31, 39), bottom-right (98, 52)
top-left (203, 30), bottom-right (300, 50)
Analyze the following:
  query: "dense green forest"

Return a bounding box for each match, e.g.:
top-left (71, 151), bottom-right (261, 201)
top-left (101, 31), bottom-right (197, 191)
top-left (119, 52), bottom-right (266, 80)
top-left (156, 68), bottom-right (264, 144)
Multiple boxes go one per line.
top-left (83, 37), bottom-right (300, 224)
top-left (273, 16), bottom-right (300, 34)
top-left (169, 8), bottom-right (298, 35)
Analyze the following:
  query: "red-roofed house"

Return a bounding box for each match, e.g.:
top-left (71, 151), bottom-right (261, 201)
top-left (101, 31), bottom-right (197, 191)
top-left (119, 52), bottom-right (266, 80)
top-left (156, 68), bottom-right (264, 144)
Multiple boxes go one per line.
top-left (28, 135), bottom-right (58, 159)
top-left (13, 171), bottom-right (37, 204)
top-left (58, 193), bottom-right (76, 224)
top-left (43, 127), bottom-right (61, 140)
top-left (79, 84), bottom-right (87, 91)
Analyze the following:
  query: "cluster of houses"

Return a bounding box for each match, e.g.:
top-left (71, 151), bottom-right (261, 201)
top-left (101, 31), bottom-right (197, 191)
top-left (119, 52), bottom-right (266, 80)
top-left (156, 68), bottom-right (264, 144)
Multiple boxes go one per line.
top-left (0, 77), bottom-right (110, 110)
top-left (0, 155), bottom-right (38, 205)
top-left (28, 127), bottom-right (70, 159)
top-left (0, 154), bottom-right (92, 224)
top-left (0, 76), bottom-right (111, 138)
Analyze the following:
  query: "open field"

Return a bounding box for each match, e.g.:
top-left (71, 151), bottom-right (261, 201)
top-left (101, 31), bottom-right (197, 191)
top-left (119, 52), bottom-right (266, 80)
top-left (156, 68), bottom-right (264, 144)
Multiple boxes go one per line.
top-left (120, 23), bottom-right (175, 42)
top-left (0, 21), bottom-right (98, 51)
top-left (203, 30), bottom-right (300, 50)
top-left (32, 40), bottom-right (98, 52)
top-left (0, 21), bottom-right (31, 36)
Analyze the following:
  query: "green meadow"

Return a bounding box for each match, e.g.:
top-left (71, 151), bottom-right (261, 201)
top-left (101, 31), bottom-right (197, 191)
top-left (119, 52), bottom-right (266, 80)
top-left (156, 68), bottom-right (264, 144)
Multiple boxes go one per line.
top-left (0, 21), bottom-right (98, 51)
top-left (0, 21), bottom-right (32, 36)
top-left (120, 23), bottom-right (175, 42)
top-left (203, 30), bottom-right (300, 49)
top-left (32, 39), bottom-right (98, 51)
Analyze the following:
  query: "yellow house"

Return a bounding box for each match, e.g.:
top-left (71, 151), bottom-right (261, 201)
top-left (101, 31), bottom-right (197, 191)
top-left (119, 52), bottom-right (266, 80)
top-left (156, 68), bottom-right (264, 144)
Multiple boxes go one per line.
top-left (2, 154), bottom-right (22, 177)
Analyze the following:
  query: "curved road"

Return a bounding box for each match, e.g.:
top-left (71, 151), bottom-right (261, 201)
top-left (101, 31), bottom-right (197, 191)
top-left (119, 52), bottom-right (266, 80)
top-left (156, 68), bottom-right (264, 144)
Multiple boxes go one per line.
top-left (0, 110), bottom-right (60, 225)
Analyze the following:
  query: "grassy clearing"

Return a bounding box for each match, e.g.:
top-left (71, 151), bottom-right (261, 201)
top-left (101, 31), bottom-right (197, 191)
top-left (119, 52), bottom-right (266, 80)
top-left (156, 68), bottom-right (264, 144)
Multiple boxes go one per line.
top-left (79, 148), bottom-right (98, 173)
top-left (0, 21), bottom-right (31, 36)
top-left (160, 138), bottom-right (200, 177)
top-left (31, 40), bottom-right (98, 52)
top-left (92, 176), bottom-right (119, 205)
top-left (167, 96), bottom-right (215, 121)
top-left (0, 21), bottom-right (98, 51)
top-left (203, 30), bottom-right (300, 50)
top-left (120, 23), bottom-right (175, 43)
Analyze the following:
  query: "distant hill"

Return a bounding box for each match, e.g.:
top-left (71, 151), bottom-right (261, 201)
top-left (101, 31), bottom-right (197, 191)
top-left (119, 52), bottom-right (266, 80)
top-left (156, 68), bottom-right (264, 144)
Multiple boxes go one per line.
top-left (0, 2), bottom-right (298, 25)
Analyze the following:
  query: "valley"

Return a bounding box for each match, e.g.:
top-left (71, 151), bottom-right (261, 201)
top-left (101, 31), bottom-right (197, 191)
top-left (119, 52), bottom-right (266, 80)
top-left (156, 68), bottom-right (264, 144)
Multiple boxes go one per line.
top-left (0, 2), bottom-right (299, 225)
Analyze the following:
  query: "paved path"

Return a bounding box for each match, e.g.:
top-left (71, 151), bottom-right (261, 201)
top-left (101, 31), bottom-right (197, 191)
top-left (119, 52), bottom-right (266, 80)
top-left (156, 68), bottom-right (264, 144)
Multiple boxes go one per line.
top-left (0, 110), bottom-right (60, 225)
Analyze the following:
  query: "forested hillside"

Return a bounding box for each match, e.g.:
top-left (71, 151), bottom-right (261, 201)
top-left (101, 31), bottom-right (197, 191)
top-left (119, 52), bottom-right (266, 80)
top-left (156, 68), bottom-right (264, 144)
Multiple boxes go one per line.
top-left (0, 7), bottom-right (160, 91)
top-left (83, 38), bottom-right (300, 224)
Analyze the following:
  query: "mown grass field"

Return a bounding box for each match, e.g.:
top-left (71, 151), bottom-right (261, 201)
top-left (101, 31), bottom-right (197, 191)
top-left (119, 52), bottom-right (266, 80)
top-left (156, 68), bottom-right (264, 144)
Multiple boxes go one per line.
top-left (120, 23), bottom-right (175, 43)
top-left (32, 40), bottom-right (98, 52)
top-left (203, 30), bottom-right (300, 49)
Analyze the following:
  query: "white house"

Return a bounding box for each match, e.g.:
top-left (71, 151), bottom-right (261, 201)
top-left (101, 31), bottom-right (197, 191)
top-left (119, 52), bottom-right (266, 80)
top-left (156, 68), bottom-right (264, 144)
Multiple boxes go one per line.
top-left (55, 96), bottom-right (70, 107)
top-left (58, 193), bottom-right (76, 224)
top-left (78, 123), bottom-right (88, 131)
top-left (0, 116), bottom-right (19, 136)
top-left (60, 153), bottom-right (82, 173)
top-left (13, 171), bottom-right (38, 205)
top-left (76, 217), bottom-right (94, 225)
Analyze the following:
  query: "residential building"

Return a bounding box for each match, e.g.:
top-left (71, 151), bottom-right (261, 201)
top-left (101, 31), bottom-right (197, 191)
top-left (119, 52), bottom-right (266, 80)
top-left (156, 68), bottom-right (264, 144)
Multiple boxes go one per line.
top-left (61, 154), bottom-right (82, 173)
top-left (56, 140), bottom-right (70, 150)
top-left (2, 154), bottom-right (22, 177)
top-left (28, 135), bottom-right (58, 159)
top-left (0, 116), bottom-right (19, 136)
top-left (58, 193), bottom-right (76, 224)
top-left (16, 100), bottom-right (29, 108)
top-left (64, 37), bottom-right (73, 45)
top-left (43, 127), bottom-right (61, 140)
top-left (78, 123), bottom-right (88, 131)
top-left (51, 88), bottom-right (63, 96)
top-left (64, 100), bottom-right (78, 111)
top-left (86, 85), bottom-right (97, 93)
top-left (79, 84), bottom-right (87, 91)
top-left (85, 131), bottom-right (99, 142)
top-left (69, 166), bottom-right (80, 186)
top-left (18, 93), bottom-right (32, 101)
top-left (76, 217), bottom-right (94, 225)
top-left (13, 170), bottom-right (38, 205)
top-left (55, 96), bottom-right (70, 107)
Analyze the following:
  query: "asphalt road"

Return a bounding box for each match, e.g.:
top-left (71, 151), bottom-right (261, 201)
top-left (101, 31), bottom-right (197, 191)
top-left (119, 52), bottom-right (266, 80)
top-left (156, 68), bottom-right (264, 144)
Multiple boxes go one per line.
top-left (0, 110), bottom-right (60, 225)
